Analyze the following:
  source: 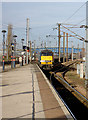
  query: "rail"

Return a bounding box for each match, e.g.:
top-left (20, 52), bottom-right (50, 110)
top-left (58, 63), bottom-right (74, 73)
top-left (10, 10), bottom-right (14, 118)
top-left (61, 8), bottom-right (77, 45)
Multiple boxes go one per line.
top-left (52, 73), bottom-right (88, 108)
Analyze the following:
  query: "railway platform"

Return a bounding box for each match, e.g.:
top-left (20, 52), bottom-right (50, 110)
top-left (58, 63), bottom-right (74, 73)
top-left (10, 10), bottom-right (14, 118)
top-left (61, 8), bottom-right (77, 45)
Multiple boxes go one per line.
top-left (0, 64), bottom-right (74, 119)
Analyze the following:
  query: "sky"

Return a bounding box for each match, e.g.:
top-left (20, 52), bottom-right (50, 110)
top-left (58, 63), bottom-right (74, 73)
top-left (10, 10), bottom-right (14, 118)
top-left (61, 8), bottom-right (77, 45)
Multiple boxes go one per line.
top-left (0, 1), bottom-right (87, 50)
top-left (1, 0), bottom-right (87, 2)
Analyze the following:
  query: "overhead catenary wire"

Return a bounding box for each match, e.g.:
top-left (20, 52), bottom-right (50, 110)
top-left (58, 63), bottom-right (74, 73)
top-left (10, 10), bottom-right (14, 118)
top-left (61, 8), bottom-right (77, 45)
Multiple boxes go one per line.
top-left (63, 2), bottom-right (86, 23)
top-left (61, 25), bottom-right (84, 38)
top-left (76, 17), bottom-right (88, 25)
top-left (53, 28), bottom-right (85, 42)
top-left (61, 25), bottom-right (88, 42)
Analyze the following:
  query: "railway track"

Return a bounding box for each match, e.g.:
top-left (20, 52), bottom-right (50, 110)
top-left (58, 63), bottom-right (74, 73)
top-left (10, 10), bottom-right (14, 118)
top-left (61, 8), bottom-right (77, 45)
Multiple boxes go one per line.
top-left (41, 67), bottom-right (88, 120)
top-left (51, 60), bottom-right (88, 108)
top-left (53, 73), bottom-right (88, 107)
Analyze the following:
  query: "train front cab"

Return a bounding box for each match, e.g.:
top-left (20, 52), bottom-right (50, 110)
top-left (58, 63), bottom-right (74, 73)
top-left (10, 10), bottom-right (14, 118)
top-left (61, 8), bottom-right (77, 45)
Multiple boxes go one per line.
top-left (40, 50), bottom-right (53, 70)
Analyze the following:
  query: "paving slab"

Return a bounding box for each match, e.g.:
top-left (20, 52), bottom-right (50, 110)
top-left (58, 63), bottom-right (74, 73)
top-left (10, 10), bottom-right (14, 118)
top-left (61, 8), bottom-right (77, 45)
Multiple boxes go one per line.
top-left (1, 64), bottom-right (45, 119)
top-left (34, 64), bottom-right (73, 119)
top-left (1, 64), bottom-right (73, 120)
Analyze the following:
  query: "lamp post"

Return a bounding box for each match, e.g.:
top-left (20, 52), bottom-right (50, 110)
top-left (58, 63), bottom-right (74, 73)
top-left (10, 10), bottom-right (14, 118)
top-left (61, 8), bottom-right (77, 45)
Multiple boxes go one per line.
top-left (13, 35), bottom-right (17, 68)
top-left (86, 1), bottom-right (88, 99)
top-left (31, 40), bottom-right (36, 61)
top-left (71, 41), bottom-right (73, 61)
top-left (29, 41), bottom-right (32, 63)
top-left (34, 40), bottom-right (36, 61)
top-left (21, 39), bottom-right (24, 66)
top-left (11, 43), bottom-right (14, 68)
top-left (58, 24), bottom-right (61, 62)
top-left (2, 30), bottom-right (6, 71)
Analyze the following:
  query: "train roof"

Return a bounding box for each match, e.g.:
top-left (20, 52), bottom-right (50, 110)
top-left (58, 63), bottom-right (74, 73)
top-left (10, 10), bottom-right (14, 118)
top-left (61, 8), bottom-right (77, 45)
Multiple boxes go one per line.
top-left (40, 49), bottom-right (53, 53)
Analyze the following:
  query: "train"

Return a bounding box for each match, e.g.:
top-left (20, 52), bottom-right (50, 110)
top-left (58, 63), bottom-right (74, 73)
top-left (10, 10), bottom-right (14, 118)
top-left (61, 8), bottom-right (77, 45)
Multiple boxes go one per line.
top-left (38, 49), bottom-right (54, 70)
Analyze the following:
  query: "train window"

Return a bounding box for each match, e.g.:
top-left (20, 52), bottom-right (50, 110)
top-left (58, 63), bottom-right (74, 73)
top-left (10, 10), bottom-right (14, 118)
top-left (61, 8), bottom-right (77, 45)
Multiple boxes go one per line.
top-left (41, 52), bottom-right (53, 56)
top-left (47, 52), bottom-right (52, 56)
top-left (41, 53), bottom-right (47, 56)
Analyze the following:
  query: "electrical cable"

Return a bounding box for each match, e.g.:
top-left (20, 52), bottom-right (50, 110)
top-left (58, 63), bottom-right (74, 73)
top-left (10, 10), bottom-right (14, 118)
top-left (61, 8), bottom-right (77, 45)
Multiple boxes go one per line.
top-left (63, 2), bottom-right (86, 23)
top-left (77, 17), bottom-right (88, 25)
top-left (61, 25), bottom-right (87, 42)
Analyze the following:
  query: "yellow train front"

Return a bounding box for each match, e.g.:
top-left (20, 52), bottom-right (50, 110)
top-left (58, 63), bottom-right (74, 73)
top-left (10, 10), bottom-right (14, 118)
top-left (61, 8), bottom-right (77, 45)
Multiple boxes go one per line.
top-left (40, 50), bottom-right (53, 70)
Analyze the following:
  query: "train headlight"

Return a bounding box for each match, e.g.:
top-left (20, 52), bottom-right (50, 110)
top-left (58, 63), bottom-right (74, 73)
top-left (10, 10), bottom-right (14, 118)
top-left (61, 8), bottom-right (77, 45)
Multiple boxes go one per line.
top-left (40, 60), bottom-right (45, 62)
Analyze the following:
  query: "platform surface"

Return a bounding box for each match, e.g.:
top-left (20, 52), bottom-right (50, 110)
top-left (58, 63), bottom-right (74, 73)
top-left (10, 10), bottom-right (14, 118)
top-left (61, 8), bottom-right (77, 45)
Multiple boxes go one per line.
top-left (0, 64), bottom-right (73, 119)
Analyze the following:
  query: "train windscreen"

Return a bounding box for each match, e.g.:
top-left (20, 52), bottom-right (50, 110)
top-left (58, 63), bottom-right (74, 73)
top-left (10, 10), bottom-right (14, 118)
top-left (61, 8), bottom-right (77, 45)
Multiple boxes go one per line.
top-left (41, 52), bottom-right (52, 56)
